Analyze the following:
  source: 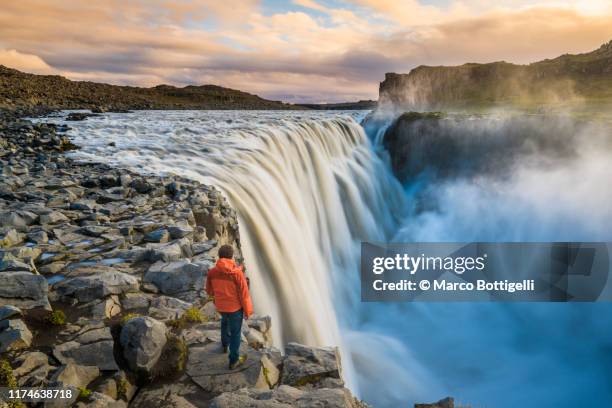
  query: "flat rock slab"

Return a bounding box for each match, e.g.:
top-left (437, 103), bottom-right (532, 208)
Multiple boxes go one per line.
top-left (209, 385), bottom-right (366, 408)
top-left (53, 339), bottom-right (118, 371)
top-left (187, 342), bottom-right (268, 393)
top-left (0, 271), bottom-right (50, 310)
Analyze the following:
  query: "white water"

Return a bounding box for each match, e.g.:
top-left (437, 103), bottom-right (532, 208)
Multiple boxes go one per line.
top-left (45, 110), bottom-right (407, 400)
top-left (39, 110), bottom-right (612, 408)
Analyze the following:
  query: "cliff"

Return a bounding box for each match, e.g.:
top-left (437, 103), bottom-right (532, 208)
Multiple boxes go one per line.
top-left (0, 112), bottom-right (367, 407)
top-left (379, 40), bottom-right (612, 110)
top-left (0, 65), bottom-right (295, 112)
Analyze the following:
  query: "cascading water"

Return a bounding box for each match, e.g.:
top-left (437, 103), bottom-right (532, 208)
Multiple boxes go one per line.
top-left (39, 110), bottom-right (612, 408)
top-left (47, 110), bottom-right (407, 400)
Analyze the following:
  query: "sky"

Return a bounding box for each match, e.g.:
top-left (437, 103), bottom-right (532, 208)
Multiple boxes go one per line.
top-left (1, 0), bottom-right (612, 103)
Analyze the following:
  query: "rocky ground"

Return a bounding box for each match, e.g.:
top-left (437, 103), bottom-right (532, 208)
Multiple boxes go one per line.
top-left (0, 109), bottom-right (369, 408)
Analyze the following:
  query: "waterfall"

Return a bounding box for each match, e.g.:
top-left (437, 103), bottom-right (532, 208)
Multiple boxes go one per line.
top-left (58, 111), bottom-right (407, 397)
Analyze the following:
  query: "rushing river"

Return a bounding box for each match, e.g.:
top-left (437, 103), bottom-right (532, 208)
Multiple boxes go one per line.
top-left (38, 110), bottom-right (612, 408)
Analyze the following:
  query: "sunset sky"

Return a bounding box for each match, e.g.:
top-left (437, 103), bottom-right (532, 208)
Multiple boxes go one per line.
top-left (1, 0), bottom-right (611, 103)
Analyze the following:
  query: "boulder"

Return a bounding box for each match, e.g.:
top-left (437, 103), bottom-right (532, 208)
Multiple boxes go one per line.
top-left (147, 241), bottom-right (184, 262)
top-left (144, 260), bottom-right (205, 298)
top-left (120, 316), bottom-right (168, 374)
top-left (0, 318), bottom-right (32, 352)
top-left (53, 328), bottom-right (118, 371)
top-left (13, 351), bottom-right (53, 387)
top-left (281, 343), bottom-right (342, 387)
top-left (53, 270), bottom-right (139, 303)
top-left (0, 271), bottom-right (50, 310)
top-left (148, 295), bottom-right (191, 321)
top-left (50, 363), bottom-right (100, 389)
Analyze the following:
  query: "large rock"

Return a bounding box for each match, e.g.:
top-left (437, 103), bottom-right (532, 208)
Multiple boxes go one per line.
top-left (0, 271), bottom-right (50, 309)
top-left (210, 385), bottom-right (368, 408)
top-left (143, 260), bottom-right (206, 299)
top-left (53, 270), bottom-right (139, 303)
top-left (148, 295), bottom-right (192, 321)
top-left (53, 326), bottom-right (118, 371)
top-left (13, 351), bottom-right (53, 387)
top-left (120, 316), bottom-right (168, 374)
top-left (186, 342), bottom-right (279, 393)
top-left (281, 342), bottom-right (343, 387)
top-left (50, 363), bottom-right (100, 389)
top-left (0, 318), bottom-right (33, 352)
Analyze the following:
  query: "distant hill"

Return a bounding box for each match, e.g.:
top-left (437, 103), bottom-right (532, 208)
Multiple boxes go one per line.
top-left (0, 65), bottom-right (295, 111)
top-left (297, 100), bottom-right (377, 110)
top-left (379, 40), bottom-right (612, 111)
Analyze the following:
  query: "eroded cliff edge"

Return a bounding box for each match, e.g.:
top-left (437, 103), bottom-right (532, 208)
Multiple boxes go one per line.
top-left (0, 109), bottom-right (367, 408)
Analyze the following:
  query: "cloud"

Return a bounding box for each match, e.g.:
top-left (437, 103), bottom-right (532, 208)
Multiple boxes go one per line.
top-left (0, 0), bottom-right (611, 102)
top-left (0, 49), bottom-right (54, 74)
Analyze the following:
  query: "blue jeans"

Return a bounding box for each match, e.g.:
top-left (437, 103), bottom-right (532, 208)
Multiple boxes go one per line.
top-left (221, 309), bottom-right (243, 364)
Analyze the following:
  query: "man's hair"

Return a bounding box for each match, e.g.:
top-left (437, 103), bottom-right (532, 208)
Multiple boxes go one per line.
top-left (218, 245), bottom-right (234, 259)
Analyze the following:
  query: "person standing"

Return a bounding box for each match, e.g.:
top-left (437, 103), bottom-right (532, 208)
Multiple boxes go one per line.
top-left (205, 244), bottom-right (253, 369)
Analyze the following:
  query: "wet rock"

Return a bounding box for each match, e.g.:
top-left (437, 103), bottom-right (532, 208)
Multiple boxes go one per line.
top-left (281, 343), bottom-right (342, 388)
top-left (0, 318), bottom-right (33, 352)
top-left (120, 316), bottom-right (168, 374)
top-left (53, 270), bottom-right (139, 303)
top-left (0, 271), bottom-right (50, 310)
top-left (143, 260), bottom-right (205, 299)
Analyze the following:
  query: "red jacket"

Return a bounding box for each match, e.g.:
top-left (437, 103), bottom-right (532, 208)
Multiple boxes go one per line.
top-left (205, 258), bottom-right (253, 318)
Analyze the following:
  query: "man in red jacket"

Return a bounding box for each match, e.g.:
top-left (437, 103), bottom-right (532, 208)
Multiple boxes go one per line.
top-left (205, 244), bottom-right (253, 369)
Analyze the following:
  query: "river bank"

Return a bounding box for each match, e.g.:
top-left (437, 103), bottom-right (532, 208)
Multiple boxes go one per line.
top-left (0, 109), bottom-right (369, 408)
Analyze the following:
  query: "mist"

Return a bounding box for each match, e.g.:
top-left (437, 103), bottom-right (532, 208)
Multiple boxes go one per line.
top-left (359, 111), bottom-right (612, 407)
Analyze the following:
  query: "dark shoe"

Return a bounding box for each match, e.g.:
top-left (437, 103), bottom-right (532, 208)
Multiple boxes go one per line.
top-left (222, 345), bottom-right (228, 354)
top-left (228, 354), bottom-right (247, 370)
